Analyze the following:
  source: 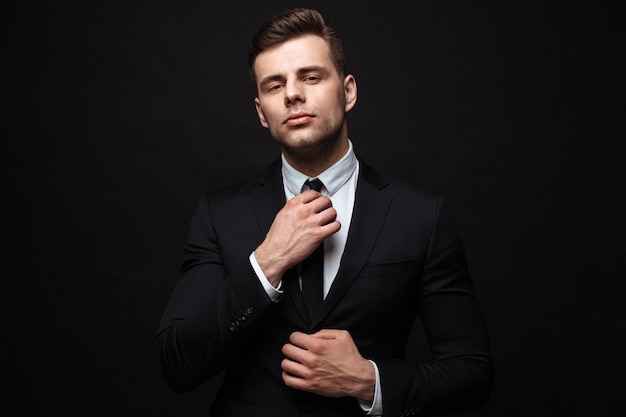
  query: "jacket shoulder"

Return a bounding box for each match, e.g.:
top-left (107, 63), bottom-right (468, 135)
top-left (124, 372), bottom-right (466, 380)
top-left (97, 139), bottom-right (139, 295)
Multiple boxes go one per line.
top-left (359, 157), bottom-right (442, 205)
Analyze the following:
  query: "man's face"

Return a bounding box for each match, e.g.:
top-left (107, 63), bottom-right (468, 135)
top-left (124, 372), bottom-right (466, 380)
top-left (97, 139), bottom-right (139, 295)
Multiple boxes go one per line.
top-left (253, 34), bottom-right (356, 156)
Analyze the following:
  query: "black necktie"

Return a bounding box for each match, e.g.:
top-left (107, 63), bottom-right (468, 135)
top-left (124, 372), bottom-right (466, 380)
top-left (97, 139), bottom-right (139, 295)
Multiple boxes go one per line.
top-left (302, 178), bottom-right (324, 321)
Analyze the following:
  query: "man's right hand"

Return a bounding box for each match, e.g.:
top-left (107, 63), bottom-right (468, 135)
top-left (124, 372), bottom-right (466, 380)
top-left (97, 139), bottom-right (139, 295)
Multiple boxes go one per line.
top-left (254, 190), bottom-right (340, 287)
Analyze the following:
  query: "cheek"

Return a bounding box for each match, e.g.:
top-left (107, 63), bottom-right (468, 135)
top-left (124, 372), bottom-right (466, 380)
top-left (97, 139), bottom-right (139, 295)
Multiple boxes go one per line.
top-left (325, 92), bottom-right (346, 119)
top-left (325, 103), bottom-right (345, 126)
top-left (259, 102), bottom-right (282, 124)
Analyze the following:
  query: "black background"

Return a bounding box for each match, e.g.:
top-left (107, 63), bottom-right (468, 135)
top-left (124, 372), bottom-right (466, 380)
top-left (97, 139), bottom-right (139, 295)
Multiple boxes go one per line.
top-left (5, 0), bottom-right (625, 415)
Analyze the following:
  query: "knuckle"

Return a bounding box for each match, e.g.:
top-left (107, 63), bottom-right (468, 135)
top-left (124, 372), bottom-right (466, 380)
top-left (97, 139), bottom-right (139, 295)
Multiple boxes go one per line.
top-left (306, 357), bottom-right (322, 370)
top-left (311, 228), bottom-right (324, 239)
top-left (309, 339), bottom-right (325, 353)
top-left (287, 196), bottom-right (303, 209)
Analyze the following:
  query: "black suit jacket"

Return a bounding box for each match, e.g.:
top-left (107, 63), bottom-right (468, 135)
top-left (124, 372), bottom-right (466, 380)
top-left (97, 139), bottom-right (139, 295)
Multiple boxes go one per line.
top-left (156, 157), bottom-right (493, 416)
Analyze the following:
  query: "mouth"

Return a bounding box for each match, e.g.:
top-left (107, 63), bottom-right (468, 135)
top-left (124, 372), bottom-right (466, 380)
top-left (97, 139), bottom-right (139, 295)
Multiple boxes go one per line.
top-left (284, 112), bottom-right (314, 127)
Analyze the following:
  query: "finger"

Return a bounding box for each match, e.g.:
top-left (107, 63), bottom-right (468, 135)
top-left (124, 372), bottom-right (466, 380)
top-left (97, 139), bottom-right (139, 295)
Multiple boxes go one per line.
top-left (297, 189), bottom-right (324, 203)
top-left (282, 341), bottom-right (306, 361)
top-left (319, 219), bottom-right (341, 235)
top-left (307, 195), bottom-right (334, 213)
top-left (311, 329), bottom-right (343, 339)
top-left (280, 357), bottom-right (307, 377)
top-left (282, 370), bottom-right (311, 392)
top-left (282, 343), bottom-right (318, 374)
top-left (289, 332), bottom-right (328, 354)
top-left (315, 207), bottom-right (338, 227)
top-left (288, 331), bottom-right (313, 349)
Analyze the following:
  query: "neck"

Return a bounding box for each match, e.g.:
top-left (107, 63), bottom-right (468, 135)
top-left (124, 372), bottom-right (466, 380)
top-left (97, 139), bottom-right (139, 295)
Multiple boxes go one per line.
top-left (283, 138), bottom-right (349, 177)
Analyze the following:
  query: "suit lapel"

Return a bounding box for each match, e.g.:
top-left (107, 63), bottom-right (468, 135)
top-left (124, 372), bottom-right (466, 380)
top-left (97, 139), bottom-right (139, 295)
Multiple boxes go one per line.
top-left (312, 160), bottom-right (392, 327)
top-left (250, 158), bottom-right (285, 235)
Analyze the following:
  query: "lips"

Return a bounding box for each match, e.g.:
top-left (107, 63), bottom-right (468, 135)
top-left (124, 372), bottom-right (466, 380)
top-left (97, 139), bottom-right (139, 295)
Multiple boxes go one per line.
top-left (284, 112), bottom-right (314, 126)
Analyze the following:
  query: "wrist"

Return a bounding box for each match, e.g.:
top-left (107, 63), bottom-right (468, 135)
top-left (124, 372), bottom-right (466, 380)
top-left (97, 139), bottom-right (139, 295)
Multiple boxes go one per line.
top-left (354, 359), bottom-right (376, 402)
top-left (254, 245), bottom-right (287, 286)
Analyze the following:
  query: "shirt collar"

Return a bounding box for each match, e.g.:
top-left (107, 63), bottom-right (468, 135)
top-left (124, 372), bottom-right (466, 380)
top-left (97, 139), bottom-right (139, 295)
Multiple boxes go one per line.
top-left (281, 139), bottom-right (358, 197)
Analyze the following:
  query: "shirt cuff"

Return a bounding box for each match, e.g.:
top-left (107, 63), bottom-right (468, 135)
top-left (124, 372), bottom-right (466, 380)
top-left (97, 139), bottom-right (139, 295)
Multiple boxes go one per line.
top-left (249, 252), bottom-right (283, 302)
top-left (358, 360), bottom-right (383, 416)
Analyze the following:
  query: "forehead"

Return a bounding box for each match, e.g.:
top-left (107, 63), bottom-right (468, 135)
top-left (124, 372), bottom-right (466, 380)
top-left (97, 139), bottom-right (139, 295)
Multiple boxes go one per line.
top-left (254, 34), bottom-right (335, 78)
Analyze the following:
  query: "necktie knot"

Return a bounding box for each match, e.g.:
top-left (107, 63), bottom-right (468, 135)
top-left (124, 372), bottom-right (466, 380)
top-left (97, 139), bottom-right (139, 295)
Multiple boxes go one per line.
top-left (306, 178), bottom-right (324, 193)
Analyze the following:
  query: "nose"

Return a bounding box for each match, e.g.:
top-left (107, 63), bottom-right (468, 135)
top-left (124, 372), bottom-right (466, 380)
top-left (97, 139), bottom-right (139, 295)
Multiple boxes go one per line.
top-left (284, 80), bottom-right (304, 105)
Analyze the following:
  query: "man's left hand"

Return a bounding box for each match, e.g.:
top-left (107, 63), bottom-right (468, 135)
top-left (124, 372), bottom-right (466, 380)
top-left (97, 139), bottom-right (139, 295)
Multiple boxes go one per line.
top-left (281, 329), bottom-right (375, 402)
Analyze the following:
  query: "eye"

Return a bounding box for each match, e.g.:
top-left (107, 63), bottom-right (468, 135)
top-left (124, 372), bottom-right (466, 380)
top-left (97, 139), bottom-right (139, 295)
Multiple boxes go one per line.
top-left (265, 83), bottom-right (284, 93)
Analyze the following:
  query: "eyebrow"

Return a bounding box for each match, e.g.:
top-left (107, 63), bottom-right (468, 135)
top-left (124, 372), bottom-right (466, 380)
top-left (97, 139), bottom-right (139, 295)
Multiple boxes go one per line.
top-left (297, 65), bottom-right (329, 76)
top-left (258, 65), bottom-right (330, 89)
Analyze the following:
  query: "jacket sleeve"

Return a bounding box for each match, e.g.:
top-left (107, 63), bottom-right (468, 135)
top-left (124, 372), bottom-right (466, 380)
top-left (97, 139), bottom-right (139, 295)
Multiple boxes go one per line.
top-left (154, 192), bottom-right (275, 393)
top-left (377, 197), bottom-right (494, 416)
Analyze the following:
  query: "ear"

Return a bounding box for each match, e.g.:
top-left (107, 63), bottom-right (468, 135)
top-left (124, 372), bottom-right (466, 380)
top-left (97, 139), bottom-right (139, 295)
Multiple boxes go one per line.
top-left (254, 97), bottom-right (269, 128)
top-left (343, 74), bottom-right (357, 113)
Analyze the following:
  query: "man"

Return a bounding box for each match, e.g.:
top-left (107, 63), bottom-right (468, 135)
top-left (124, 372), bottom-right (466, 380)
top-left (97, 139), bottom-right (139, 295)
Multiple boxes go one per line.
top-left (156, 8), bottom-right (493, 417)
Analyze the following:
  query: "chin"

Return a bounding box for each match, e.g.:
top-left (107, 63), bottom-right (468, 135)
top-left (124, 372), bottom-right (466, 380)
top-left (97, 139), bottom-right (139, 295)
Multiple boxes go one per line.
top-left (278, 134), bottom-right (322, 151)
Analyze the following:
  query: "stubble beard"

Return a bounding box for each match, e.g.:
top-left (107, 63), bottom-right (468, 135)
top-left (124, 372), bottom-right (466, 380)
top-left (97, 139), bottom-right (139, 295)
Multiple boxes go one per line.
top-left (273, 122), bottom-right (344, 163)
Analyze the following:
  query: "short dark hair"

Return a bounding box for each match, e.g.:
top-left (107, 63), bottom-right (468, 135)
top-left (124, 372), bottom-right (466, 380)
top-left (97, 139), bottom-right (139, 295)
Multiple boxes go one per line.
top-left (248, 8), bottom-right (347, 85)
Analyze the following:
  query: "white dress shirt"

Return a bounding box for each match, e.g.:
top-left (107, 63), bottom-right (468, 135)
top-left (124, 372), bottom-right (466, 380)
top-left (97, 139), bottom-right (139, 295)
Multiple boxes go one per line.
top-left (249, 140), bottom-right (383, 416)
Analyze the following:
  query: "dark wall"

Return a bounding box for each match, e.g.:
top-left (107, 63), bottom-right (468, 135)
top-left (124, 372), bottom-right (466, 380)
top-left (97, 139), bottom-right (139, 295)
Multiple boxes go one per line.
top-left (6, 1), bottom-right (625, 415)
